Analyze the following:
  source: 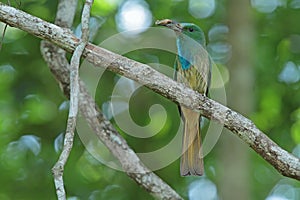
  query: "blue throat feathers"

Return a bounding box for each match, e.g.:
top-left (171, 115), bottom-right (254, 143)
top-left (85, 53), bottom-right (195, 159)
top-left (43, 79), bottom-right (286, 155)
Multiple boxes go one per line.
top-left (176, 29), bottom-right (206, 71)
top-left (176, 38), bottom-right (192, 70)
top-left (176, 36), bottom-right (201, 71)
top-left (178, 56), bottom-right (191, 70)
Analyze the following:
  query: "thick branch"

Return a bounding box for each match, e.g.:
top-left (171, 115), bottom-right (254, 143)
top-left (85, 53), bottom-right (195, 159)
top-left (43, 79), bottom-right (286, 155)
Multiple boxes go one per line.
top-left (39, 1), bottom-right (182, 199)
top-left (41, 41), bottom-right (183, 200)
top-left (1, 3), bottom-right (299, 180)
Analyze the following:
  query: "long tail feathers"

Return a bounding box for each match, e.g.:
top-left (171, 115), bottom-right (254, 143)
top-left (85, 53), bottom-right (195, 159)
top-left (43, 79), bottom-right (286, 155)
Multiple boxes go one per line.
top-left (180, 107), bottom-right (204, 176)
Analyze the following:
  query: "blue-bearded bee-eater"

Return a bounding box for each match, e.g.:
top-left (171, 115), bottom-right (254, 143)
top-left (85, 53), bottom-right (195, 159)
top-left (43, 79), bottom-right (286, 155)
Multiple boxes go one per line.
top-left (156, 19), bottom-right (211, 176)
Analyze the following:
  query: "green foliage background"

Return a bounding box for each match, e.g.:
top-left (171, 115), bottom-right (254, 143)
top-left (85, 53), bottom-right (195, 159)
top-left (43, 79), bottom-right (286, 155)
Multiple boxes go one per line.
top-left (0, 0), bottom-right (299, 199)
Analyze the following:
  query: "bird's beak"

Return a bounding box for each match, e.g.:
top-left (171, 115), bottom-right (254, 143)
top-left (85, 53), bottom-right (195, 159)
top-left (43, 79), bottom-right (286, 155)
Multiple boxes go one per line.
top-left (155, 19), bottom-right (182, 33)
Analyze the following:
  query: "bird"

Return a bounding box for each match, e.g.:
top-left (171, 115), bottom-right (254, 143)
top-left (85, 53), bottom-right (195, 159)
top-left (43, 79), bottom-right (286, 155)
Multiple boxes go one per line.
top-left (156, 19), bottom-right (211, 176)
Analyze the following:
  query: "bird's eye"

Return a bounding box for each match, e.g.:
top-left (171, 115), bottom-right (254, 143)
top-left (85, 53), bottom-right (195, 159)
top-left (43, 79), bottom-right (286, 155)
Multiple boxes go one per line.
top-left (188, 27), bottom-right (194, 32)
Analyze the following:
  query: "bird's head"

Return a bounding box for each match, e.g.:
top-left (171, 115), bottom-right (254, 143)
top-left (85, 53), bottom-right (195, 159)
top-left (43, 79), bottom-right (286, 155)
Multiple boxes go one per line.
top-left (155, 19), bottom-right (206, 46)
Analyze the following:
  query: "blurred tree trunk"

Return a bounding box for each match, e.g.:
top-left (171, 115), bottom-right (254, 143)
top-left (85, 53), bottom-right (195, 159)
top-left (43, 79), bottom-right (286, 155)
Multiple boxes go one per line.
top-left (217, 0), bottom-right (255, 199)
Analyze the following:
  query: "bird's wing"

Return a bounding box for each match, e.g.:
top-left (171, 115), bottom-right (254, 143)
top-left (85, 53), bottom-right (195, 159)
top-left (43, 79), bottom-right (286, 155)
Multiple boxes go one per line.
top-left (174, 56), bottom-right (182, 116)
top-left (193, 48), bottom-right (211, 95)
top-left (174, 56), bottom-right (179, 81)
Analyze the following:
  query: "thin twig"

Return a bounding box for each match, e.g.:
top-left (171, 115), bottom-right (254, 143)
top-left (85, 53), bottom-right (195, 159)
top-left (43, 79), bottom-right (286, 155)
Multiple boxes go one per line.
top-left (52, 119), bottom-right (76, 199)
top-left (0, 23), bottom-right (8, 51)
top-left (50, 0), bottom-right (78, 198)
top-left (0, 0), bottom-right (11, 51)
top-left (51, 1), bottom-right (92, 200)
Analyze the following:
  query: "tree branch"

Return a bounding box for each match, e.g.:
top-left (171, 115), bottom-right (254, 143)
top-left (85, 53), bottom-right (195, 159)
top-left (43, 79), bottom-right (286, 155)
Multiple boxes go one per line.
top-left (49, 0), bottom-right (78, 199)
top-left (39, 1), bottom-right (183, 199)
top-left (41, 37), bottom-right (183, 200)
top-left (50, 0), bottom-right (92, 199)
top-left (0, 3), bottom-right (299, 181)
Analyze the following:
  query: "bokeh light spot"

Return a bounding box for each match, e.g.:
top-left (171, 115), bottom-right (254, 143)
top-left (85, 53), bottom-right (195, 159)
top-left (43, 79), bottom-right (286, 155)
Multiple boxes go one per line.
top-left (115, 0), bottom-right (152, 36)
top-left (189, 0), bottom-right (216, 19)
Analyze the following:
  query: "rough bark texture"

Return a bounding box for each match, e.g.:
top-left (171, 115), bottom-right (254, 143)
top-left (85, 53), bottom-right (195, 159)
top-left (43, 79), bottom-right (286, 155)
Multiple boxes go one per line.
top-left (50, 0), bottom-right (92, 199)
top-left (38, 1), bottom-right (182, 199)
top-left (41, 41), bottom-right (183, 200)
top-left (1, 3), bottom-right (300, 181)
